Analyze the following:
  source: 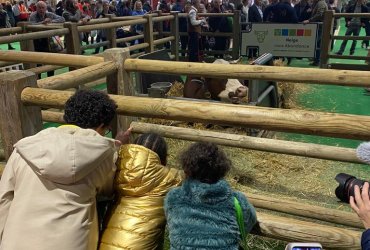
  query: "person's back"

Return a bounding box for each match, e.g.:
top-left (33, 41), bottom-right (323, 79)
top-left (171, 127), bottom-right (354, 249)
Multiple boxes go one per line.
top-left (165, 142), bottom-right (257, 249)
top-left (0, 90), bottom-right (119, 250)
top-left (100, 133), bottom-right (183, 250)
top-left (270, 1), bottom-right (298, 23)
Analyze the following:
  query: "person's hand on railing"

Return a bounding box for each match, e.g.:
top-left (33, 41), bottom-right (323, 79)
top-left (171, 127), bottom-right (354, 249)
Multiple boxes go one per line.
top-left (81, 16), bottom-right (91, 25)
top-left (41, 18), bottom-right (52, 24)
top-left (115, 127), bottom-right (133, 146)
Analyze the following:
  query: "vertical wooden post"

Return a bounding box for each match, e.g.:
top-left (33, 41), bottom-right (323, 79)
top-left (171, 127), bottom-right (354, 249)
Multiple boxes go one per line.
top-left (18, 22), bottom-right (36, 69)
top-left (144, 14), bottom-right (155, 53)
top-left (0, 71), bottom-right (43, 160)
top-left (105, 14), bottom-right (117, 48)
top-left (232, 10), bottom-right (241, 60)
top-left (170, 11), bottom-right (180, 61)
top-left (64, 22), bottom-right (81, 55)
top-left (157, 10), bottom-right (164, 50)
top-left (319, 10), bottom-right (334, 68)
top-left (103, 48), bottom-right (133, 134)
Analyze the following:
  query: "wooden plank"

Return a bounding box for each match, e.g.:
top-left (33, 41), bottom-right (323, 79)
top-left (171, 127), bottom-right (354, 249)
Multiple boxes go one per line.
top-left (170, 12), bottom-right (179, 61)
top-left (0, 50), bottom-right (104, 67)
top-left (320, 10), bottom-right (334, 68)
top-left (21, 88), bottom-right (370, 140)
top-left (64, 22), bottom-right (81, 55)
top-left (129, 121), bottom-right (362, 164)
top-left (144, 14), bottom-right (154, 53)
top-left (124, 59), bottom-right (370, 87)
top-left (104, 48), bottom-right (133, 134)
top-left (232, 10), bottom-right (241, 60)
top-left (248, 193), bottom-right (362, 229)
top-left (37, 61), bottom-right (117, 90)
top-left (256, 212), bottom-right (361, 249)
top-left (0, 71), bottom-right (42, 160)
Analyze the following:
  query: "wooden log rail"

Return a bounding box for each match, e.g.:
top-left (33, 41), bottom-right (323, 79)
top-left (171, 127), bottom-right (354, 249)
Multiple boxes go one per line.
top-left (20, 88), bottom-right (370, 140)
top-left (28, 65), bottom-right (65, 75)
top-left (77, 19), bottom-right (147, 33)
top-left (0, 50), bottom-right (104, 67)
top-left (153, 36), bottom-right (175, 46)
top-left (334, 13), bottom-right (370, 17)
top-left (124, 59), bottom-right (370, 87)
top-left (37, 61), bottom-right (117, 90)
top-left (0, 26), bottom-right (22, 36)
top-left (256, 212), bottom-right (361, 249)
top-left (129, 122), bottom-right (362, 163)
top-left (0, 28), bottom-right (69, 45)
top-left (247, 193), bottom-right (362, 229)
top-left (152, 15), bottom-right (174, 22)
top-left (26, 24), bottom-right (64, 31)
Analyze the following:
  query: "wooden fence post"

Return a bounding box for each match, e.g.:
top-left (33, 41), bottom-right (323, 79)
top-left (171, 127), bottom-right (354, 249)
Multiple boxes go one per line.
top-left (18, 22), bottom-right (36, 69)
top-left (105, 14), bottom-right (117, 48)
top-left (232, 10), bottom-right (241, 60)
top-left (0, 71), bottom-right (43, 160)
top-left (320, 10), bottom-right (334, 68)
top-left (144, 14), bottom-right (155, 53)
top-left (103, 48), bottom-right (133, 134)
top-left (64, 22), bottom-right (81, 55)
top-left (170, 11), bottom-right (179, 61)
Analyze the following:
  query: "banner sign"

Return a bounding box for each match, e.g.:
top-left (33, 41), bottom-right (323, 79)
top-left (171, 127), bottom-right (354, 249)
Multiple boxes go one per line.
top-left (241, 23), bottom-right (318, 58)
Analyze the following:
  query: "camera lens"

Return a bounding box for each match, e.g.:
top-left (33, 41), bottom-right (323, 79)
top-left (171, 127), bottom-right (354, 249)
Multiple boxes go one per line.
top-left (335, 173), bottom-right (369, 203)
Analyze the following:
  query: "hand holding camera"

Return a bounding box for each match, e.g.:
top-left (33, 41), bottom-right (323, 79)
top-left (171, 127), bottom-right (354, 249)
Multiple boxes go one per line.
top-left (350, 182), bottom-right (370, 230)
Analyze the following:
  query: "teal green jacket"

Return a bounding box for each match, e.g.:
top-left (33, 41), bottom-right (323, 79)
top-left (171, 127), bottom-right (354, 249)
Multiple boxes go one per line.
top-left (164, 179), bottom-right (257, 249)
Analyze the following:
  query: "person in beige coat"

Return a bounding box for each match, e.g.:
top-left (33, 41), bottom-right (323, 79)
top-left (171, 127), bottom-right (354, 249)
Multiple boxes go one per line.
top-left (99, 133), bottom-right (183, 250)
top-left (0, 90), bottom-right (124, 250)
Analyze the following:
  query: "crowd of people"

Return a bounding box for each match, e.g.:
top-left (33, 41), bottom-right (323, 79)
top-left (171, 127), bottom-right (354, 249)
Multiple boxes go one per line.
top-left (1, 0), bottom-right (370, 65)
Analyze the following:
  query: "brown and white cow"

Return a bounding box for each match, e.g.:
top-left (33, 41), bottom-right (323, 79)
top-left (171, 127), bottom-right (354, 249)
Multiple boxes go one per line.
top-left (183, 59), bottom-right (248, 104)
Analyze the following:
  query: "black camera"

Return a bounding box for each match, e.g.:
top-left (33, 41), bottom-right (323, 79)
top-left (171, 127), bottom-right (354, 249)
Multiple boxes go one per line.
top-left (335, 173), bottom-right (369, 203)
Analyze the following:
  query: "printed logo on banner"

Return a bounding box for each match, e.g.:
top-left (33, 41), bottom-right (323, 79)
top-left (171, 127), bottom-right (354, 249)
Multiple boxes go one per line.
top-left (254, 31), bottom-right (268, 43)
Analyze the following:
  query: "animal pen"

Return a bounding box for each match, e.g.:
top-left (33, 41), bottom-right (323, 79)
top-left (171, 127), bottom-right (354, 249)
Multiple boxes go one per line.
top-left (0, 48), bottom-right (370, 248)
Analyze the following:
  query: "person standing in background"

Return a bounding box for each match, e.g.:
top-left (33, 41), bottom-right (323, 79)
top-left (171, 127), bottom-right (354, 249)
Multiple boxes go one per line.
top-left (187, 0), bottom-right (207, 62)
top-left (335, 0), bottom-right (368, 56)
top-left (294, 0), bottom-right (312, 22)
top-left (303, 0), bottom-right (328, 66)
top-left (249, 0), bottom-right (264, 22)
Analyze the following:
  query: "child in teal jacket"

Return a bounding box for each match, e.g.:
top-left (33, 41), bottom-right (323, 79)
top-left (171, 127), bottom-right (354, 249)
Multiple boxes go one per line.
top-left (164, 142), bottom-right (257, 249)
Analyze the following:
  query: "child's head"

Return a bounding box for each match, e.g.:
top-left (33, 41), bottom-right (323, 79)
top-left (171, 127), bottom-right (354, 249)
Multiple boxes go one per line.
top-left (181, 142), bottom-right (231, 184)
top-left (134, 133), bottom-right (168, 166)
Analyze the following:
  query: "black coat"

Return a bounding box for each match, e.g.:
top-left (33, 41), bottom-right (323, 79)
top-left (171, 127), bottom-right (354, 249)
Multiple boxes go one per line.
top-left (248, 4), bottom-right (263, 22)
top-left (345, 3), bottom-right (368, 24)
top-left (294, 2), bottom-right (312, 22)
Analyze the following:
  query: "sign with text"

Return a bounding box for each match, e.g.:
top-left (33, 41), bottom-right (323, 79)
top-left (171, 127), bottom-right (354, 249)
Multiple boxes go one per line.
top-left (241, 23), bottom-right (318, 58)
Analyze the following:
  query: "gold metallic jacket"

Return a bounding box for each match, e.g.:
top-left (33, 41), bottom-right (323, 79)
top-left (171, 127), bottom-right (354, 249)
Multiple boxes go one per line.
top-left (99, 144), bottom-right (183, 250)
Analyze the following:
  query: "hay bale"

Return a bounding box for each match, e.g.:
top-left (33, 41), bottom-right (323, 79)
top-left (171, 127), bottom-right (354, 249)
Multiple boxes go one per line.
top-left (273, 59), bottom-right (310, 109)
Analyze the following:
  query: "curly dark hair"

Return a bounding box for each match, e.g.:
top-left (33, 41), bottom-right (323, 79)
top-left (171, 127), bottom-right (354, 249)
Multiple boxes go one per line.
top-left (64, 89), bottom-right (117, 129)
top-left (181, 142), bottom-right (231, 184)
top-left (134, 133), bottom-right (168, 166)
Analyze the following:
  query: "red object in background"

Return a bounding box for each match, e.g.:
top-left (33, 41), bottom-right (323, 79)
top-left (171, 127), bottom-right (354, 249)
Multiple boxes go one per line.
top-left (152, 0), bottom-right (159, 10)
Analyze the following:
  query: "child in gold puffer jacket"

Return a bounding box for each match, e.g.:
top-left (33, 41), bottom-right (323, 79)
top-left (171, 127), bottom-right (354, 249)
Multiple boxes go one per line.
top-left (99, 133), bottom-right (183, 250)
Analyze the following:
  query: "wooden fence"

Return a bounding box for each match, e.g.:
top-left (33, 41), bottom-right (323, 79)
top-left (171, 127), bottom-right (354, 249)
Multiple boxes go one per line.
top-left (320, 11), bottom-right (370, 70)
top-left (1, 49), bottom-right (370, 248)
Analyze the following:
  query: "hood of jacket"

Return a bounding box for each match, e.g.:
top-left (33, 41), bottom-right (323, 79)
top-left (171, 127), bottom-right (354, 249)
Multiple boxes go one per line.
top-left (357, 142), bottom-right (370, 165)
top-left (116, 144), bottom-right (182, 197)
top-left (182, 179), bottom-right (232, 205)
top-left (14, 126), bottom-right (117, 185)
